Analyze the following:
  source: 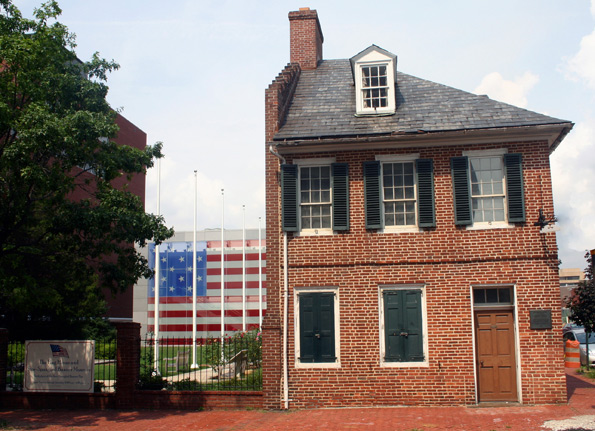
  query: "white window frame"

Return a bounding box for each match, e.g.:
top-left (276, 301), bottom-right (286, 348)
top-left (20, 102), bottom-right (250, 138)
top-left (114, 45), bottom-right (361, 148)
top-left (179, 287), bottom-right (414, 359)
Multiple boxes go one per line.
top-left (378, 284), bottom-right (429, 368)
top-left (463, 148), bottom-right (513, 230)
top-left (294, 286), bottom-right (341, 369)
top-left (354, 53), bottom-right (396, 116)
top-left (376, 154), bottom-right (420, 233)
top-left (294, 158), bottom-right (335, 236)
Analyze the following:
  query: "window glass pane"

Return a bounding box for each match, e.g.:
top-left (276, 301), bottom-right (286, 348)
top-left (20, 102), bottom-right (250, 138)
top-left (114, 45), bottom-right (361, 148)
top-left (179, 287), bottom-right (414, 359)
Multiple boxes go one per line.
top-left (499, 288), bottom-right (511, 304)
top-left (486, 289), bottom-right (498, 303)
top-left (474, 289), bottom-right (486, 304)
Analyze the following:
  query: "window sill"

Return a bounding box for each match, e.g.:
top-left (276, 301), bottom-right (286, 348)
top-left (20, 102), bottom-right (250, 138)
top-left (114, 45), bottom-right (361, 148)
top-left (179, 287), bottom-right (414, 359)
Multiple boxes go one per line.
top-left (295, 229), bottom-right (334, 237)
top-left (380, 360), bottom-right (429, 368)
top-left (295, 361), bottom-right (341, 369)
top-left (381, 226), bottom-right (421, 234)
top-left (465, 222), bottom-right (514, 231)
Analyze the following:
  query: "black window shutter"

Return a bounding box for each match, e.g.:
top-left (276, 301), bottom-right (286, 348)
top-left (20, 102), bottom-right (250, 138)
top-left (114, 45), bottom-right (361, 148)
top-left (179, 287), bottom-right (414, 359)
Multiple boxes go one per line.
top-left (504, 153), bottom-right (525, 223)
top-left (415, 159), bottom-right (435, 228)
top-left (451, 156), bottom-right (472, 225)
top-left (332, 163), bottom-right (349, 231)
top-left (281, 164), bottom-right (298, 232)
top-left (363, 161), bottom-right (382, 229)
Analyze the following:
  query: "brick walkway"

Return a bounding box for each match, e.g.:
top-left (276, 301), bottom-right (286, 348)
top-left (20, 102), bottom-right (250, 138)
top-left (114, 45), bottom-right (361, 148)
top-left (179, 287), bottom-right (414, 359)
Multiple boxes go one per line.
top-left (1, 369), bottom-right (593, 430)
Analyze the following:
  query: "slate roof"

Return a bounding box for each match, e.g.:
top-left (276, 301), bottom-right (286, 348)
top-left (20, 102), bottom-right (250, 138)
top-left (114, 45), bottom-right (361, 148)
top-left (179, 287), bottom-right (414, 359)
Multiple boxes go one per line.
top-left (273, 59), bottom-right (572, 142)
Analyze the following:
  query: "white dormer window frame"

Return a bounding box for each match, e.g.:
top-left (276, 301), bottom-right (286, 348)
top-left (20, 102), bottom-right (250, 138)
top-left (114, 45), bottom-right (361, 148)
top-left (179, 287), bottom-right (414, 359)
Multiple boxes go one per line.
top-left (351, 45), bottom-right (397, 116)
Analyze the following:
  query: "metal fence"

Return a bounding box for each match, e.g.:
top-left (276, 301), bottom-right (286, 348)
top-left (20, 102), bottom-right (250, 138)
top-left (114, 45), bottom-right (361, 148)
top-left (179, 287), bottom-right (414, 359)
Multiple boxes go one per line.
top-left (6, 340), bottom-right (117, 393)
top-left (5, 330), bottom-right (262, 393)
top-left (139, 329), bottom-right (262, 391)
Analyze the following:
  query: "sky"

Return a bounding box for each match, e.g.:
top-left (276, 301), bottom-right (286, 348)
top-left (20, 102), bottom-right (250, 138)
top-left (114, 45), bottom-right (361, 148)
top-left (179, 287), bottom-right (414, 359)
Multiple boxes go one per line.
top-left (11, 0), bottom-right (595, 270)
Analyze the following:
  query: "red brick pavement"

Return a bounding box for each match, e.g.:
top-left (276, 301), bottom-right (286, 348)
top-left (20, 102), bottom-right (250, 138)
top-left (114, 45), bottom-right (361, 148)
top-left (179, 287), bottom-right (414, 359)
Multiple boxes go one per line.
top-left (1, 369), bottom-right (593, 430)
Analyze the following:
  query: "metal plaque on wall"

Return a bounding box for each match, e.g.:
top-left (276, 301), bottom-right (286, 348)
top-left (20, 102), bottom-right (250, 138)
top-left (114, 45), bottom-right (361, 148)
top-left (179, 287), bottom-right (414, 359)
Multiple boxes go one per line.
top-left (530, 310), bottom-right (552, 330)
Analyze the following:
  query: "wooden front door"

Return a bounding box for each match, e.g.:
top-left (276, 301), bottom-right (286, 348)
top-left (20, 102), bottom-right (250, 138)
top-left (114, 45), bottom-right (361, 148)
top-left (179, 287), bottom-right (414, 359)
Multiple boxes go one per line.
top-left (475, 310), bottom-right (518, 402)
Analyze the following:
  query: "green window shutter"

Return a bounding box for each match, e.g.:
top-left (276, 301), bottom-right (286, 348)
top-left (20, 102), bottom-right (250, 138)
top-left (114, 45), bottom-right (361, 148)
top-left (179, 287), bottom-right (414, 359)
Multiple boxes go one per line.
top-left (299, 292), bottom-right (336, 363)
top-left (415, 159), bottom-right (435, 228)
top-left (318, 293), bottom-right (336, 362)
top-left (281, 164), bottom-right (298, 232)
top-left (332, 163), bottom-right (349, 231)
top-left (384, 291), bottom-right (405, 361)
top-left (299, 294), bottom-right (315, 362)
top-left (403, 290), bottom-right (424, 361)
top-left (384, 290), bottom-right (424, 362)
top-left (504, 153), bottom-right (525, 223)
top-left (363, 161), bottom-right (382, 229)
top-left (451, 156), bottom-right (472, 225)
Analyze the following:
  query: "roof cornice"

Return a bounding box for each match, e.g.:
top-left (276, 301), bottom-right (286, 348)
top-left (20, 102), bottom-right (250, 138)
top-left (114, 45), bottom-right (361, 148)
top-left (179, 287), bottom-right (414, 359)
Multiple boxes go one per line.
top-left (272, 123), bottom-right (574, 155)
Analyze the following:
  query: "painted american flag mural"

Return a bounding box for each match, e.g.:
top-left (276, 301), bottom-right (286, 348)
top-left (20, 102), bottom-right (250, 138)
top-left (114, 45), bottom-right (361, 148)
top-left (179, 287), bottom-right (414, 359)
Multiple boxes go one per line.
top-left (147, 239), bottom-right (266, 341)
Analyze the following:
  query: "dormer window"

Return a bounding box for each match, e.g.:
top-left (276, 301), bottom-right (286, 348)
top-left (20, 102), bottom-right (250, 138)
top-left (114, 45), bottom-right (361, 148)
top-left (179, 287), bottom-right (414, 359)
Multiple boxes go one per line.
top-left (351, 45), bottom-right (397, 116)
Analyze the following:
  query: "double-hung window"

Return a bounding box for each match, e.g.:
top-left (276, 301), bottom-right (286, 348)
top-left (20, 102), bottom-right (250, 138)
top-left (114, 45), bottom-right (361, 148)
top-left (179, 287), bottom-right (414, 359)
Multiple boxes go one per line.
top-left (380, 286), bottom-right (428, 366)
top-left (364, 156), bottom-right (435, 231)
top-left (361, 65), bottom-right (389, 110)
top-left (451, 149), bottom-right (525, 227)
top-left (300, 165), bottom-right (331, 230)
top-left (281, 159), bottom-right (349, 234)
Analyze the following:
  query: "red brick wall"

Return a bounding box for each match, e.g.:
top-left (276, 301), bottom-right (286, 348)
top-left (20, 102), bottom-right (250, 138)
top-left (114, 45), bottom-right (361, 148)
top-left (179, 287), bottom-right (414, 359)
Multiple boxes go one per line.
top-left (67, 113), bottom-right (147, 319)
top-left (264, 139), bottom-right (566, 408)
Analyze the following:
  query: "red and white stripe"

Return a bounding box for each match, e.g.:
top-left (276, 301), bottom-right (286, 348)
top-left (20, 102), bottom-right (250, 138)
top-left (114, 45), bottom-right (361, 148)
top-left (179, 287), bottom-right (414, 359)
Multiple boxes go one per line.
top-left (148, 240), bottom-right (266, 341)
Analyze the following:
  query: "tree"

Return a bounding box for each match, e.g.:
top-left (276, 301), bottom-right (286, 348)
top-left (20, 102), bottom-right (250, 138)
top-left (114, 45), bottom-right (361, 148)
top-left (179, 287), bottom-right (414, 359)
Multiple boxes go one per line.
top-left (566, 251), bottom-right (595, 369)
top-left (0, 0), bottom-right (173, 338)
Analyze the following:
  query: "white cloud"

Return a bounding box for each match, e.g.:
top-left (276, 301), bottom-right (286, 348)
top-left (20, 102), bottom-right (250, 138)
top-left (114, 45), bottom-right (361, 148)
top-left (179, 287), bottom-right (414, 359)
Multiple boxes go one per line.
top-left (473, 72), bottom-right (539, 108)
top-left (564, 28), bottom-right (595, 90)
top-left (551, 119), bottom-right (595, 268)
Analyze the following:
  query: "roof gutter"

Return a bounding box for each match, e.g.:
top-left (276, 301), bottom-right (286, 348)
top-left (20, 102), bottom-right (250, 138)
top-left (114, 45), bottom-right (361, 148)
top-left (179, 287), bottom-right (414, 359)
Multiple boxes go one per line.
top-left (273, 123), bottom-right (575, 155)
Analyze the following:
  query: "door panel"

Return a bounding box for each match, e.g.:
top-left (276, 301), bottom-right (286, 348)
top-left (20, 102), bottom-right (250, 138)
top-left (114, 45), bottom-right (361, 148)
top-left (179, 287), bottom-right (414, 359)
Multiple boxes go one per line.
top-left (475, 310), bottom-right (517, 402)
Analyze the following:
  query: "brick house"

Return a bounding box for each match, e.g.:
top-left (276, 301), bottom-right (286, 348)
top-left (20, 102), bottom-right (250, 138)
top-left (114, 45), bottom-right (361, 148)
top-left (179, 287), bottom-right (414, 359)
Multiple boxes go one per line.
top-left (263, 8), bottom-right (573, 409)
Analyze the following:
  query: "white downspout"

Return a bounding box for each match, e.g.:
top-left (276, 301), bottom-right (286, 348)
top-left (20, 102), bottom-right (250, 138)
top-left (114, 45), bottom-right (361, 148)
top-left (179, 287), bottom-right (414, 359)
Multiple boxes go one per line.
top-left (269, 145), bottom-right (289, 410)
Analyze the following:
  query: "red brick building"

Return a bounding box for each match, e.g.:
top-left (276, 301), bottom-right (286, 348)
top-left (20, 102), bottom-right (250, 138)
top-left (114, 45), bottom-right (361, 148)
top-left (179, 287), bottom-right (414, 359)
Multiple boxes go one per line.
top-left (70, 113), bottom-right (147, 320)
top-left (263, 8), bottom-right (573, 409)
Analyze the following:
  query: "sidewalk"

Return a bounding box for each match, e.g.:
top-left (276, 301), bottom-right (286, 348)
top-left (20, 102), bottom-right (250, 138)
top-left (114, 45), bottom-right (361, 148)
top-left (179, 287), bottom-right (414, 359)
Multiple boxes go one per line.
top-left (0, 369), bottom-right (593, 431)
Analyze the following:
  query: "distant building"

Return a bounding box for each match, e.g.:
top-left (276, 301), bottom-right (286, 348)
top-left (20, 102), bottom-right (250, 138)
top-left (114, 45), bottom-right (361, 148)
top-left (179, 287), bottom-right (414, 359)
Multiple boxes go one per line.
top-left (559, 267), bottom-right (585, 323)
top-left (559, 268), bottom-right (585, 301)
top-left (134, 229), bottom-right (267, 340)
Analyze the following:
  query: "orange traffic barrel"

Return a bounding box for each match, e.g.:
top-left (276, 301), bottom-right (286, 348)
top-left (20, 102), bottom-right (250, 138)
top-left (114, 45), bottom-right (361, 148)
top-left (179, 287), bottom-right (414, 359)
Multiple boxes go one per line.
top-left (565, 340), bottom-right (581, 368)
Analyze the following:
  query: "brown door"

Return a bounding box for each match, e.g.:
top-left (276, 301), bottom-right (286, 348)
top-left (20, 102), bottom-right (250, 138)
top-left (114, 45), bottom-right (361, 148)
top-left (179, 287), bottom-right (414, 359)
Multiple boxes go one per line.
top-left (475, 310), bottom-right (518, 402)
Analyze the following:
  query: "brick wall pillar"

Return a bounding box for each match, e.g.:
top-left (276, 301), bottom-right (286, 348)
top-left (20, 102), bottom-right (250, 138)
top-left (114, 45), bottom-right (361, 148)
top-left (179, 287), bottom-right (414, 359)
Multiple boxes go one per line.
top-left (261, 325), bottom-right (282, 409)
top-left (114, 321), bottom-right (140, 409)
top-left (0, 328), bottom-right (7, 392)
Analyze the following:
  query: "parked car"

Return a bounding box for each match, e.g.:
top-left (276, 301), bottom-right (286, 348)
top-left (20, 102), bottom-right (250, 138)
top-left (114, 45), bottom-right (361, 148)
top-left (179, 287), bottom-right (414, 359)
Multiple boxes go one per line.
top-left (563, 325), bottom-right (595, 366)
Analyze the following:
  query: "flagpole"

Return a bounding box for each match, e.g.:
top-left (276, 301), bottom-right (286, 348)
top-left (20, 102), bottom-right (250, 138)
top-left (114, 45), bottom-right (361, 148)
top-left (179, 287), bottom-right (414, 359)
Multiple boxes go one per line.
top-left (258, 216), bottom-right (263, 328)
top-left (153, 157), bottom-right (161, 376)
top-left (220, 189), bottom-right (225, 355)
top-left (242, 205), bottom-right (246, 332)
top-left (191, 170), bottom-right (198, 369)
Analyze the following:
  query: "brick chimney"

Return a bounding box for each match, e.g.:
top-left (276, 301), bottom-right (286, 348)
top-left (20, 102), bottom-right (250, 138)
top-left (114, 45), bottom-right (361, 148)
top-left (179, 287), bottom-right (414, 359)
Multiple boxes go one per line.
top-left (289, 8), bottom-right (324, 70)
